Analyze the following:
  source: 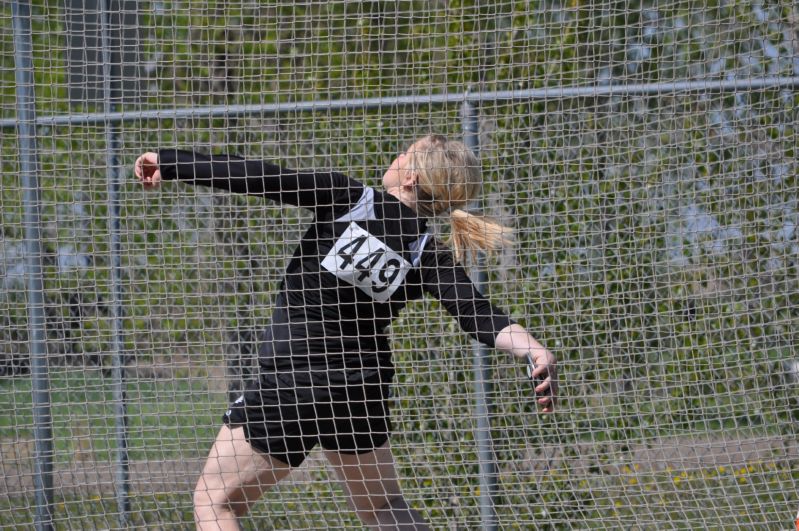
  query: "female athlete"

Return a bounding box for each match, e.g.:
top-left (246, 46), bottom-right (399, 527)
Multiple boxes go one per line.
top-left (134, 134), bottom-right (556, 530)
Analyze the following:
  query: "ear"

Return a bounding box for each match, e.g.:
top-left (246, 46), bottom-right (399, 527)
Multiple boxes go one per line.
top-left (402, 171), bottom-right (419, 189)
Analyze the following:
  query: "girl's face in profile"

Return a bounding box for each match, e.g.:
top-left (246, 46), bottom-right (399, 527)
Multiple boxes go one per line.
top-left (382, 140), bottom-right (422, 192)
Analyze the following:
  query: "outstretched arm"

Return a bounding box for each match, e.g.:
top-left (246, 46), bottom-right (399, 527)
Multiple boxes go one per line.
top-left (134, 150), bottom-right (361, 211)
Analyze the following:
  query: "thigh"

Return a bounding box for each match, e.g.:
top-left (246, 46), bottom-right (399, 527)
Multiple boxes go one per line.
top-left (317, 373), bottom-right (392, 454)
top-left (324, 441), bottom-right (403, 513)
top-left (196, 425), bottom-right (293, 515)
top-left (226, 373), bottom-right (321, 468)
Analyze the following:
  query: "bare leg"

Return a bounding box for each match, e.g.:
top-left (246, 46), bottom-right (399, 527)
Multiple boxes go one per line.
top-left (194, 425), bottom-right (292, 531)
top-left (325, 442), bottom-right (430, 530)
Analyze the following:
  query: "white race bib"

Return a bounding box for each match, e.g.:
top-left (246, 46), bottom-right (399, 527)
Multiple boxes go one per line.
top-left (321, 222), bottom-right (411, 302)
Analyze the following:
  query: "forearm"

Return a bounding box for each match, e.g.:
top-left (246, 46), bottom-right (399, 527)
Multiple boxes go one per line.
top-left (157, 149), bottom-right (280, 194)
top-left (156, 149), bottom-right (357, 209)
top-left (493, 323), bottom-right (550, 358)
top-left (495, 323), bottom-right (556, 410)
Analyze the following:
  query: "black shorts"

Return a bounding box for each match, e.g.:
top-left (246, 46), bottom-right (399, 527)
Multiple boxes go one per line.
top-left (222, 368), bottom-right (393, 468)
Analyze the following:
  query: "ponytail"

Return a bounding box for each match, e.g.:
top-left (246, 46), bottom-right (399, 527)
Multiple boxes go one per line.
top-left (449, 209), bottom-right (513, 264)
top-left (406, 134), bottom-right (513, 262)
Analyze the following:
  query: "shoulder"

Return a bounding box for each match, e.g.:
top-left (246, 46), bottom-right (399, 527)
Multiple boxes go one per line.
top-left (324, 183), bottom-right (374, 222)
top-left (324, 170), bottom-right (364, 197)
top-left (332, 186), bottom-right (420, 227)
top-left (314, 175), bottom-right (366, 220)
top-left (424, 236), bottom-right (455, 255)
top-left (419, 236), bottom-right (457, 268)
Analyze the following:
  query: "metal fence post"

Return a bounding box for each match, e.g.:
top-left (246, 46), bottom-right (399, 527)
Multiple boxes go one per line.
top-left (12, 2), bottom-right (54, 530)
top-left (462, 98), bottom-right (498, 531)
top-left (99, 0), bottom-right (130, 525)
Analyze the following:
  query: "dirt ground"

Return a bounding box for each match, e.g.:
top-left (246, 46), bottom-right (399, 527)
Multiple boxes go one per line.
top-left (1, 434), bottom-right (795, 498)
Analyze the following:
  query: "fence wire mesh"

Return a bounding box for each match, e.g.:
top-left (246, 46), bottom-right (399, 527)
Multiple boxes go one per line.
top-left (2, 1), bottom-right (798, 529)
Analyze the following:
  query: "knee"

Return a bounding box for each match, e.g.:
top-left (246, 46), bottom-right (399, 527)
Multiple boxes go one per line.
top-left (193, 477), bottom-right (248, 524)
top-left (193, 480), bottom-right (222, 523)
top-left (193, 480), bottom-right (213, 514)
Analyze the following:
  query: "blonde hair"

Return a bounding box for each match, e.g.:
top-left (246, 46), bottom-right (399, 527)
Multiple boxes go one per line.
top-left (407, 134), bottom-right (513, 263)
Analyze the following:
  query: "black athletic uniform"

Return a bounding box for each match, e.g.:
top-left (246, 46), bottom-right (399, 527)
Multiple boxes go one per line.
top-left (158, 149), bottom-right (514, 466)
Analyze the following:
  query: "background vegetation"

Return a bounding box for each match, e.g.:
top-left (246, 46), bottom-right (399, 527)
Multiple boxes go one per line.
top-left (1, 0), bottom-right (797, 528)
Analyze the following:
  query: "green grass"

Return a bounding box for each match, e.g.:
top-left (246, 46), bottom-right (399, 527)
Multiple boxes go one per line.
top-left (0, 368), bottom-right (224, 462)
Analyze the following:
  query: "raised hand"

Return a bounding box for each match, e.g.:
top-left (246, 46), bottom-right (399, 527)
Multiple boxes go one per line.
top-left (134, 152), bottom-right (162, 189)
